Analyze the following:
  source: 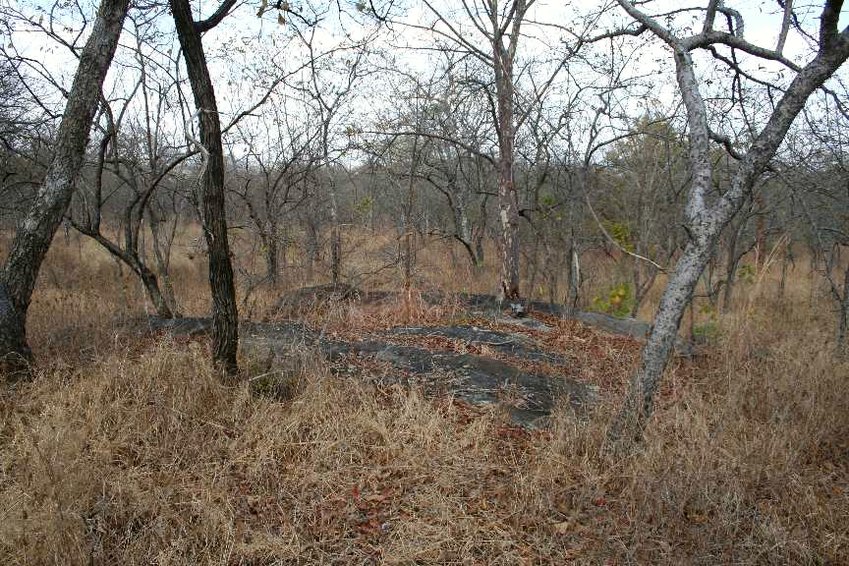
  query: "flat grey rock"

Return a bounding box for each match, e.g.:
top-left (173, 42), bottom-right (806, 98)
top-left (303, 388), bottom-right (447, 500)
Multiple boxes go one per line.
top-left (383, 325), bottom-right (568, 364)
top-left (145, 316), bottom-right (592, 428)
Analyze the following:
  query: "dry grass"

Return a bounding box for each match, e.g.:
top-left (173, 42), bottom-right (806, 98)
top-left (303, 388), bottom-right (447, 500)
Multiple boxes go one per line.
top-left (0, 231), bottom-right (846, 564)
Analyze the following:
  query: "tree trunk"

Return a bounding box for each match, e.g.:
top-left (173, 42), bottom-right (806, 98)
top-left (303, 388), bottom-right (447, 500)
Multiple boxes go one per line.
top-left (0, 0), bottom-right (129, 370)
top-left (722, 216), bottom-right (745, 312)
top-left (755, 193), bottom-right (767, 269)
top-left (171, 0), bottom-right (239, 376)
top-left (402, 136), bottom-right (421, 287)
top-left (475, 195), bottom-right (488, 267)
top-left (566, 233), bottom-right (580, 313)
top-left (779, 238), bottom-right (792, 299)
top-left (264, 234), bottom-right (279, 286)
top-left (77, 226), bottom-right (175, 318)
top-left (837, 262), bottom-right (849, 358)
top-left (609, 235), bottom-right (716, 443)
top-left (494, 37), bottom-right (520, 301)
top-left (139, 264), bottom-right (174, 319)
top-left (328, 174), bottom-right (341, 287)
top-left (147, 213), bottom-right (181, 317)
top-left (496, 94), bottom-right (520, 301)
top-left (305, 218), bottom-right (320, 280)
top-left (609, 0), bottom-right (849, 446)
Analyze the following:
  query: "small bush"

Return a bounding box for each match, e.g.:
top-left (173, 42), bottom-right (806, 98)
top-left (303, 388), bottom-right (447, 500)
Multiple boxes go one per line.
top-left (592, 281), bottom-right (634, 318)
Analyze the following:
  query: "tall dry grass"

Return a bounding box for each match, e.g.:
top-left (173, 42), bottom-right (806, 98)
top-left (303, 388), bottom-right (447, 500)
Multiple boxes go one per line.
top-left (0, 230), bottom-right (846, 564)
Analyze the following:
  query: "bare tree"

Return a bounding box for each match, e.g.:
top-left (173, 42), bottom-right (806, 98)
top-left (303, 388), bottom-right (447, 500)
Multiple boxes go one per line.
top-left (227, 103), bottom-right (320, 288)
top-left (367, 66), bottom-right (494, 271)
top-left (600, 116), bottom-right (689, 316)
top-left (290, 21), bottom-right (375, 288)
top-left (69, 15), bottom-right (190, 318)
top-left (610, 0), bottom-right (849, 445)
top-left (778, 102), bottom-right (849, 355)
top-left (0, 0), bottom-right (130, 370)
top-left (407, 0), bottom-right (565, 303)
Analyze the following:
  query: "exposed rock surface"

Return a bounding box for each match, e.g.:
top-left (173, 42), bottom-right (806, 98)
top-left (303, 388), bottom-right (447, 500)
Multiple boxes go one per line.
top-left (273, 287), bottom-right (692, 354)
top-left (143, 315), bottom-right (592, 428)
top-left (384, 325), bottom-right (569, 364)
top-left (142, 287), bottom-right (702, 427)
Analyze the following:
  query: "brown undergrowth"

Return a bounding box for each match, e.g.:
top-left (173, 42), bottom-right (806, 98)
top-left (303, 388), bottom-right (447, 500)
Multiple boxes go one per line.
top-left (0, 234), bottom-right (846, 564)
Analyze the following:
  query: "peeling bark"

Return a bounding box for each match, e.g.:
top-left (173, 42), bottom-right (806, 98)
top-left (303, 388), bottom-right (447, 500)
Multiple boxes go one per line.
top-left (494, 28), bottom-right (521, 302)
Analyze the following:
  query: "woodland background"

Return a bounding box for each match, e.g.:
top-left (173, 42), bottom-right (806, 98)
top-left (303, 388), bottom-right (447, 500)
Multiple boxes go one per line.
top-left (0, 0), bottom-right (847, 562)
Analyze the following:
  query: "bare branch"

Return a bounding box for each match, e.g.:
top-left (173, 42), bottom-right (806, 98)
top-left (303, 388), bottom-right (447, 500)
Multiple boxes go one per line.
top-left (194, 0), bottom-right (238, 33)
top-left (776, 0), bottom-right (793, 54)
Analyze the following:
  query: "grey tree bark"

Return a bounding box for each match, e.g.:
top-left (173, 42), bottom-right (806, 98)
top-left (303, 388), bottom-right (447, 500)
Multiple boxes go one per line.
top-left (611, 0), bottom-right (849, 445)
top-left (0, 0), bottom-right (130, 371)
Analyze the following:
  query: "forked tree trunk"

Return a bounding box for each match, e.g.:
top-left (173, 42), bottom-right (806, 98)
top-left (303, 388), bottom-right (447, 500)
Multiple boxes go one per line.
top-left (0, 0), bottom-right (129, 370)
top-left (139, 265), bottom-right (174, 318)
top-left (611, 0), bottom-right (849, 446)
top-left (171, 0), bottom-right (239, 376)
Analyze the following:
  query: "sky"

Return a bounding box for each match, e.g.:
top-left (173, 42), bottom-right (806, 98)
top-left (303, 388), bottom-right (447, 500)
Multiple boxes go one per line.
top-left (3, 0), bottom-right (849, 164)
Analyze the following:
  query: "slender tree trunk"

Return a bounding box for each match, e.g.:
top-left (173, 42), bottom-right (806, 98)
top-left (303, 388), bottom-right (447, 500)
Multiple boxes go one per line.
top-left (402, 136), bottom-right (420, 288)
top-left (474, 193), bottom-right (489, 267)
top-left (837, 262), bottom-right (849, 358)
top-left (171, 0), bottom-right (239, 375)
top-left (722, 217), bottom-right (745, 312)
top-left (305, 218), bottom-right (320, 280)
top-left (779, 238), bottom-right (792, 299)
top-left (755, 193), bottom-right (767, 269)
top-left (494, 40), bottom-right (520, 301)
top-left (454, 201), bottom-right (479, 268)
top-left (566, 233), bottom-right (581, 313)
top-left (329, 174), bottom-right (341, 287)
top-left (631, 239), bottom-right (658, 318)
top-left (0, 0), bottom-right (129, 369)
top-left (148, 213), bottom-right (180, 316)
